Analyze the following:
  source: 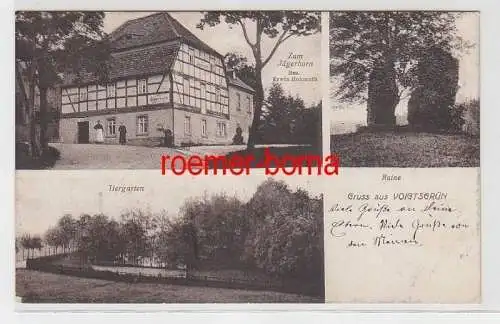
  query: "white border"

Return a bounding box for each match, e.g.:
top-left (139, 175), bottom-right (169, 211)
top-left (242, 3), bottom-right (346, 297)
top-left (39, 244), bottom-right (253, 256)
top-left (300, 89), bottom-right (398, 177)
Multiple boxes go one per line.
top-left (4, 0), bottom-right (500, 322)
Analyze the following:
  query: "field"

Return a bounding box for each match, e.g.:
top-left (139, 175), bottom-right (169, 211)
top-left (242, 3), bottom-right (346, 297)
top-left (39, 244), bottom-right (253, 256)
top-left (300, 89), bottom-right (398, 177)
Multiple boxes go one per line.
top-left (330, 131), bottom-right (480, 167)
top-left (16, 270), bottom-right (322, 303)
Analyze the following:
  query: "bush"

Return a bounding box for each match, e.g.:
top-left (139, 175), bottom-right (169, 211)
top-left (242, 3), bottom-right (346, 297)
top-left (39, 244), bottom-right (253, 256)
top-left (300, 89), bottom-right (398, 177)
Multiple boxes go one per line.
top-left (450, 104), bottom-right (465, 131)
top-left (16, 144), bottom-right (61, 169)
top-left (449, 99), bottom-right (480, 136)
top-left (460, 99), bottom-right (480, 136)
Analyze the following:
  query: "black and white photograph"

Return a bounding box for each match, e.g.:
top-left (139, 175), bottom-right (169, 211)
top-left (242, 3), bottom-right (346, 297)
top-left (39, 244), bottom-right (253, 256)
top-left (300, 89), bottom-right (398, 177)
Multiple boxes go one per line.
top-left (15, 172), bottom-right (324, 303)
top-left (15, 11), bottom-right (322, 170)
top-left (329, 11), bottom-right (479, 167)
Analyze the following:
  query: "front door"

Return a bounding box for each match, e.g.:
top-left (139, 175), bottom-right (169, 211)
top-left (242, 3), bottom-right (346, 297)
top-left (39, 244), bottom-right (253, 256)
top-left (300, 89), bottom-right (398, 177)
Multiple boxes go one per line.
top-left (77, 121), bottom-right (89, 144)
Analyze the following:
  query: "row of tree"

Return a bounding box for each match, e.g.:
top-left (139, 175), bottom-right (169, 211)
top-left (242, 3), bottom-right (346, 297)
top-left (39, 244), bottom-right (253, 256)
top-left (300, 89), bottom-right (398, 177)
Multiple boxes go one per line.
top-left (18, 179), bottom-right (323, 280)
top-left (16, 233), bottom-right (43, 259)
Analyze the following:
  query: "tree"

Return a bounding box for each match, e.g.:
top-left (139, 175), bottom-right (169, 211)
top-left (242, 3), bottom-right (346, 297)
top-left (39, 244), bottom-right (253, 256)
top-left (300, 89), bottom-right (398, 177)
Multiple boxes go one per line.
top-left (157, 193), bottom-right (248, 273)
top-left (72, 214), bottom-right (124, 263)
top-left (19, 233), bottom-right (43, 259)
top-left (20, 233), bottom-right (33, 259)
top-left (119, 211), bottom-right (151, 265)
top-left (330, 12), bottom-right (468, 126)
top-left (56, 214), bottom-right (77, 252)
top-left (293, 101), bottom-right (321, 147)
top-left (45, 226), bottom-right (63, 254)
top-left (224, 52), bottom-right (257, 90)
top-left (44, 214), bottom-right (78, 254)
top-left (180, 194), bottom-right (247, 269)
top-left (16, 11), bottom-right (109, 158)
top-left (198, 12), bottom-right (320, 149)
top-left (257, 83), bottom-right (320, 146)
top-left (259, 83), bottom-right (305, 144)
top-left (242, 179), bottom-right (323, 282)
top-left (156, 221), bottom-right (197, 272)
top-left (151, 213), bottom-right (173, 268)
top-left (31, 235), bottom-right (43, 257)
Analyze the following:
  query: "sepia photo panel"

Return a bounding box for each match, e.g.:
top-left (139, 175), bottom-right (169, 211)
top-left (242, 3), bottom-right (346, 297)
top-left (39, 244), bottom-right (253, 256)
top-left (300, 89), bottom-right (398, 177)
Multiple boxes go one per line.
top-left (329, 11), bottom-right (479, 168)
top-left (15, 171), bottom-right (325, 303)
top-left (16, 11), bottom-right (322, 171)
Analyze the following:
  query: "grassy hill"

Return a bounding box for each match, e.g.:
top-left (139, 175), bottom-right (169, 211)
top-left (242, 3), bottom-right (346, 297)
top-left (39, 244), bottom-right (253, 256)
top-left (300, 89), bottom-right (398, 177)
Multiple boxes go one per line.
top-left (330, 130), bottom-right (479, 167)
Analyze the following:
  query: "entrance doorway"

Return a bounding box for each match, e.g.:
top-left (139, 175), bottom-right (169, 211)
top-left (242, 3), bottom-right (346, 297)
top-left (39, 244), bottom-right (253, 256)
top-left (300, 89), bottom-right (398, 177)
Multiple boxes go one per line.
top-left (77, 121), bottom-right (89, 143)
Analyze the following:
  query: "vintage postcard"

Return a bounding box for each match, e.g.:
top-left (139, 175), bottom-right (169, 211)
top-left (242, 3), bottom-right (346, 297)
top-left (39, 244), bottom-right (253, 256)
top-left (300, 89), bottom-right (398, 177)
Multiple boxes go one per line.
top-left (15, 11), bottom-right (322, 170)
top-left (14, 10), bottom-right (482, 307)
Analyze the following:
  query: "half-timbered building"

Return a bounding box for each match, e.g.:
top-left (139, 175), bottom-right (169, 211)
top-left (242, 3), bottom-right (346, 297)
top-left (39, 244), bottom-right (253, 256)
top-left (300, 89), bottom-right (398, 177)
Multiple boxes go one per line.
top-left (59, 13), bottom-right (254, 146)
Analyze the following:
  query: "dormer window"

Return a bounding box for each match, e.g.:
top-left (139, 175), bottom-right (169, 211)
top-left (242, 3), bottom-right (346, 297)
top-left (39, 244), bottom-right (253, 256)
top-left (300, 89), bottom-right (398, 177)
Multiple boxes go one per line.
top-left (114, 33), bottom-right (143, 42)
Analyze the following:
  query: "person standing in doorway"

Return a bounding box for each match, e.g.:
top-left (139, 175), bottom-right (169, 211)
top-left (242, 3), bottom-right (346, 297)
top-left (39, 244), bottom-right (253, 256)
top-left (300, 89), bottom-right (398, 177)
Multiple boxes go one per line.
top-left (94, 120), bottom-right (104, 144)
top-left (118, 122), bottom-right (127, 145)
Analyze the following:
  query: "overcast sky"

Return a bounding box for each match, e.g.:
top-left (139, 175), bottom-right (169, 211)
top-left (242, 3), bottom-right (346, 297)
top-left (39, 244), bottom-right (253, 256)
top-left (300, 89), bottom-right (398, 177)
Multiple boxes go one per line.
top-left (330, 12), bottom-right (480, 133)
top-left (16, 171), bottom-right (324, 236)
top-left (103, 12), bottom-right (322, 106)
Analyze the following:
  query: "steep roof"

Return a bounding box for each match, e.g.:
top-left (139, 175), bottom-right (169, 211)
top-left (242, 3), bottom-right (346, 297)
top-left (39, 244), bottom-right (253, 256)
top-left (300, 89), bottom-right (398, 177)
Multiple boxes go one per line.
top-left (110, 12), bottom-right (220, 57)
top-left (227, 74), bottom-right (255, 93)
top-left (63, 13), bottom-right (222, 86)
top-left (63, 41), bottom-right (179, 85)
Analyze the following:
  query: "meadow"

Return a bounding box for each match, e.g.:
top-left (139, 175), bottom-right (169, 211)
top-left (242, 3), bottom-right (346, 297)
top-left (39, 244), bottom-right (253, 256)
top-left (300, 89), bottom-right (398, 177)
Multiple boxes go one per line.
top-left (330, 130), bottom-right (479, 167)
top-left (16, 269), bottom-right (321, 303)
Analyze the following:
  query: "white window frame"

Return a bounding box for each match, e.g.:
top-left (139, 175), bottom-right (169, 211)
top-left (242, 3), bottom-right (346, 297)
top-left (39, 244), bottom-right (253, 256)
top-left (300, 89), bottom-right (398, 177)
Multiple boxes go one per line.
top-left (215, 88), bottom-right (221, 103)
top-left (138, 79), bottom-right (147, 94)
top-left (106, 118), bottom-right (116, 136)
top-left (183, 78), bottom-right (190, 105)
top-left (107, 83), bottom-right (116, 98)
top-left (184, 115), bottom-right (191, 135)
top-left (137, 115), bottom-right (149, 135)
top-left (200, 83), bottom-right (206, 97)
top-left (217, 122), bottom-right (226, 137)
top-left (201, 119), bottom-right (207, 137)
top-left (79, 87), bottom-right (87, 101)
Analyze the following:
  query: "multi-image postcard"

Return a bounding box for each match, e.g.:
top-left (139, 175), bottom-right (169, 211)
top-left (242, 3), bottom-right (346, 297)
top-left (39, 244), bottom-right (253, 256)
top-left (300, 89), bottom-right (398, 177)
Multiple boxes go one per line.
top-left (14, 10), bottom-right (480, 306)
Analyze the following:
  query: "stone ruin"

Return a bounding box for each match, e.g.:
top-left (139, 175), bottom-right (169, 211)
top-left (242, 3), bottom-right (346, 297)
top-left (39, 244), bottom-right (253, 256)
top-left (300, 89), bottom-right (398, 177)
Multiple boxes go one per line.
top-left (407, 47), bottom-right (459, 131)
top-left (366, 61), bottom-right (399, 128)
